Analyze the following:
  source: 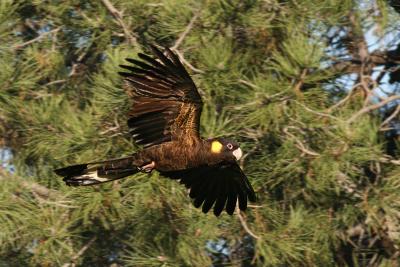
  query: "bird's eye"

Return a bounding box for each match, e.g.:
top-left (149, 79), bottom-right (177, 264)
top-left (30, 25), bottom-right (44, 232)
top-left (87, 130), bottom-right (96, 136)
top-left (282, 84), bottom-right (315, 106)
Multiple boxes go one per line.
top-left (227, 143), bottom-right (233, 150)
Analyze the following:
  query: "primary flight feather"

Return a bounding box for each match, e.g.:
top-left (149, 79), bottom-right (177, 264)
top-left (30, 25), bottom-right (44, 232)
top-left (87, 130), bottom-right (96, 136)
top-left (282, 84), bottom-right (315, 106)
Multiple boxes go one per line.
top-left (54, 45), bottom-right (256, 216)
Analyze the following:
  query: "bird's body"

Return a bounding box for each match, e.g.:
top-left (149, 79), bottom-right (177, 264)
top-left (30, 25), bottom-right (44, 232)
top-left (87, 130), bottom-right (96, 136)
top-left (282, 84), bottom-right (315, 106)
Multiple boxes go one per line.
top-left (55, 45), bottom-right (255, 216)
top-left (136, 139), bottom-right (204, 172)
top-left (136, 138), bottom-right (238, 172)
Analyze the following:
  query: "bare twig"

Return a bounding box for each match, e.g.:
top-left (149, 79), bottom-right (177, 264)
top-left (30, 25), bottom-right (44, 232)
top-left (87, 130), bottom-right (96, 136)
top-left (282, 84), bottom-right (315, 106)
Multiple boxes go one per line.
top-left (346, 95), bottom-right (400, 124)
top-left (238, 79), bottom-right (260, 90)
top-left (13, 27), bottom-right (61, 50)
top-left (73, 237), bottom-right (97, 261)
top-left (236, 210), bottom-right (260, 240)
top-left (146, 3), bottom-right (164, 7)
top-left (101, 0), bottom-right (137, 45)
top-left (172, 49), bottom-right (204, 73)
top-left (171, 12), bottom-right (200, 50)
top-left (360, 75), bottom-right (381, 107)
top-left (306, 47), bottom-right (400, 89)
top-left (44, 79), bottom-right (67, 87)
top-left (327, 83), bottom-right (359, 112)
top-left (68, 64), bottom-right (79, 77)
top-left (379, 156), bottom-right (400, 165)
top-left (239, 144), bottom-right (259, 168)
top-left (100, 126), bottom-right (120, 135)
top-left (293, 69), bottom-right (307, 96)
top-left (62, 237), bottom-right (97, 267)
top-left (380, 104), bottom-right (400, 129)
top-left (295, 142), bottom-right (320, 157)
top-left (283, 127), bottom-right (320, 157)
top-left (295, 101), bottom-right (340, 121)
top-left (247, 204), bottom-right (263, 208)
top-left (327, 77), bottom-right (383, 113)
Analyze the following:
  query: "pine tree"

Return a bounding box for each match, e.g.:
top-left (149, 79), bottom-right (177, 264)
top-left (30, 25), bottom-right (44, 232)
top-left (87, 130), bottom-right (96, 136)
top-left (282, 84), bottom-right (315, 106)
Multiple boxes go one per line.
top-left (0, 0), bottom-right (399, 266)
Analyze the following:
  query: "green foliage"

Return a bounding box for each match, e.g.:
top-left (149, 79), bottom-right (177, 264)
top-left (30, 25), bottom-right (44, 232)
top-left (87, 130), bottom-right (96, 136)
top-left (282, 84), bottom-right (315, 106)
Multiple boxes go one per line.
top-left (0, 0), bottom-right (399, 266)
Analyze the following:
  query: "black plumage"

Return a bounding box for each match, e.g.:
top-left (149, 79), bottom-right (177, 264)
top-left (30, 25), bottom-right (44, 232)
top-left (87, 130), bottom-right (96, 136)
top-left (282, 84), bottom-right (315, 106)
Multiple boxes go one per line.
top-left (55, 45), bottom-right (256, 216)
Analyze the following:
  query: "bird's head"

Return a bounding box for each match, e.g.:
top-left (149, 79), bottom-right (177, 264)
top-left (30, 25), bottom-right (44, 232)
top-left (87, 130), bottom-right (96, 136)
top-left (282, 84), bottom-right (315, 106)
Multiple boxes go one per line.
top-left (208, 137), bottom-right (243, 161)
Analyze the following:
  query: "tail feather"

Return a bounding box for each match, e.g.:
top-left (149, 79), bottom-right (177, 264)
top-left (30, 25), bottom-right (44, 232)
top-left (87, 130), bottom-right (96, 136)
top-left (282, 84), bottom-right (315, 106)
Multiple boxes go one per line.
top-left (54, 157), bottom-right (139, 186)
top-left (54, 164), bottom-right (88, 177)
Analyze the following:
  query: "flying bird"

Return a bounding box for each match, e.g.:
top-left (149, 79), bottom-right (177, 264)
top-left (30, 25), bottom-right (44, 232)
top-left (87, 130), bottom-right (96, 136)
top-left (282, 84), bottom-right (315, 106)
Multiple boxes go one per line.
top-left (54, 45), bottom-right (256, 216)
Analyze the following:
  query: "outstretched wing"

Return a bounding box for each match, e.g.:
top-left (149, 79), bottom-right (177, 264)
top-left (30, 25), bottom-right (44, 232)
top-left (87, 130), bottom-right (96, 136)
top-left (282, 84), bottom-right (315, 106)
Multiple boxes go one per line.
top-left (160, 163), bottom-right (257, 216)
top-left (119, 45), bottom-right (203, 148)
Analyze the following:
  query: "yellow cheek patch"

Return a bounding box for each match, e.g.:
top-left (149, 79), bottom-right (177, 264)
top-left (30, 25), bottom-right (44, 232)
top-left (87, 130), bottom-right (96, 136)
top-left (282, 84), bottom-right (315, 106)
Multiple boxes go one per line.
top-left (211, 141), bottom-right (223, 154)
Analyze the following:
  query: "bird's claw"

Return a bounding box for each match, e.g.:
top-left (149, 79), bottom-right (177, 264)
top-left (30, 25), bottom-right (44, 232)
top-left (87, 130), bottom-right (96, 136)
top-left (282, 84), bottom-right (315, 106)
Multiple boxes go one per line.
top-left (138, 161), bottom-right (155, 173)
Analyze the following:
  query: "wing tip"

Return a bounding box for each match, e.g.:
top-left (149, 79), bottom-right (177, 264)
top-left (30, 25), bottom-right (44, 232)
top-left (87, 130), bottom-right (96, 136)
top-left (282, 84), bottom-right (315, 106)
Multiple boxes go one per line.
top-left (149, 43), bottom-right (162, 52)
top-left (213, 208), bottom-right (223, 217)
top-left (248, 185), bottom-right (257, 202)
top-left (118, 71), bottom-right (131, 77)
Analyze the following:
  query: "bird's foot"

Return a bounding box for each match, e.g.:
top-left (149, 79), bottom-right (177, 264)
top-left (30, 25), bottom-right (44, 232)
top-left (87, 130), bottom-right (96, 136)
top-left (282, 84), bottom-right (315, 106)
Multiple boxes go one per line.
top-left (138, 161), bottom-right (155, 173)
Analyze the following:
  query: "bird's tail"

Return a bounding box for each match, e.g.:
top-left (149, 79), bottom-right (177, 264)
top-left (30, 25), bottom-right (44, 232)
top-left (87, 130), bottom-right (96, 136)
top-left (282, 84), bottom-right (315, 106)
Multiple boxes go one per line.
top-left (54, 156), bottom-right (139, 186)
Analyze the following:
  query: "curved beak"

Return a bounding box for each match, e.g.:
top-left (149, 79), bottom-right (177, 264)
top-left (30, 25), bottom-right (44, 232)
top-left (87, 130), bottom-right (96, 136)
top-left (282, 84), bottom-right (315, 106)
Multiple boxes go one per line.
top-left (232, 147), bottom-right (243, 161)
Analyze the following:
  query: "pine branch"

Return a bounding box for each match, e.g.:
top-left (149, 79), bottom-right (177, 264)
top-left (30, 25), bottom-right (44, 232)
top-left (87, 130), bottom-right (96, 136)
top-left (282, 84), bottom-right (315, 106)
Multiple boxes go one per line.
top-left (305, 48), bottom-right (400, 91)
top-left (101, 0), bottom-right (137, 45)
top-left (238, 79), bottom-right (260, 89)
top-left (0, 168), bottom-right (55, 199)
top-left (62, 237), bottom-right (97, 267)
top-left (379, 156), bottom-right (400, 165)
top-left (295, 101), bottom-right (340, 120)
top-left (236, 209), bottom-right (260, 240)
top-left (293, 69), bottom-right (307, 96)
top-left (12, 27), bottom-right (61, 50)
top-left (283, 127), bottom-right (320, 157)
top-left (326, 85), bottom-right (356, 112)
top-left (172, 49), bottom-right (204, 73)
top-left (346, 95), bottom-right (400, 123)
top-left (380, 104), bottom-right (400, 129)
top-left (171, 11), bottom-right (200, 50)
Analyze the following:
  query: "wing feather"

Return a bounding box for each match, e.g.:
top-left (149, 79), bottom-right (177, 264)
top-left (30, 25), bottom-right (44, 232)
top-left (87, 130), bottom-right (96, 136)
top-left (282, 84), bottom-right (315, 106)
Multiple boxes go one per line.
top-left (238, 186), bottom-right (248, 211)
top-left (120, 45), bottom-right (203, 147)
top-left (193, 178), bottom-right (212, 208)
top-left (213, 177), bottom-right (228, 216)
top-left (202, 178), bottom-right (220, 213)
top-left (161, 162), bottom-right (256, 216)
top-left (226, 182), bottom-right (238, 215)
